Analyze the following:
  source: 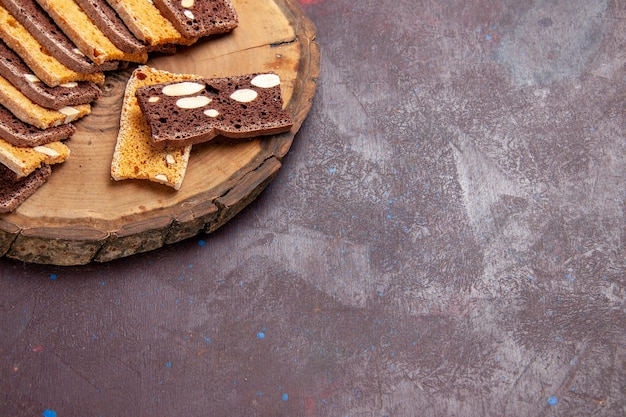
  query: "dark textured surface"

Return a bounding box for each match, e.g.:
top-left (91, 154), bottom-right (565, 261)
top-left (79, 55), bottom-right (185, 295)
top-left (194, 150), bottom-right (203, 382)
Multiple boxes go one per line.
top-left (1, 0), bottom-right (624, 416)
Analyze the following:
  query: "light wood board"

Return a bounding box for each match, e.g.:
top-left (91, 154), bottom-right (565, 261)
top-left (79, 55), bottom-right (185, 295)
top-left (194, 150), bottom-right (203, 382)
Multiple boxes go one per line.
top-left (0, 0), bottom-right (319, 265)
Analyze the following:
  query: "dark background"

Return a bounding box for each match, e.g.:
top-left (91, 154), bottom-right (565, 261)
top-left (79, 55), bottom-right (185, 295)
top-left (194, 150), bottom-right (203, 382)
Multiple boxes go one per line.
top-left (1, 0), bottom-right (625, 416)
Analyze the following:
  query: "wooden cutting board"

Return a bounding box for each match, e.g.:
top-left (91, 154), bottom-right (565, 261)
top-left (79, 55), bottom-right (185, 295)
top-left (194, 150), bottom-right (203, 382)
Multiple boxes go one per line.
top-left (0, 0), bottom-right (319, 265)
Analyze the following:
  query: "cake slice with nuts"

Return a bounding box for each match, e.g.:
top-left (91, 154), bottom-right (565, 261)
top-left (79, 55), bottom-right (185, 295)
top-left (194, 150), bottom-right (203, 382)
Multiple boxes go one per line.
top-left (0, 138), bottom-right (70, 178)
top-left (135, 72), bottom-right (293, 148)
top-left (0, 104), bottom-right (75, 147)
top-left (0, 74), bottom-right (90, 130)
top-left (151, 0), bottom-right (238, 39)
top-left (110, 66), bottom-right (198, 190)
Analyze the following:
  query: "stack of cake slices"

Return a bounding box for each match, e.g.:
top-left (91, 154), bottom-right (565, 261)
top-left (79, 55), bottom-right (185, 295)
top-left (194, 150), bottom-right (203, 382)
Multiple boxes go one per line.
top-left (0, 0), bottom-right (239, 212)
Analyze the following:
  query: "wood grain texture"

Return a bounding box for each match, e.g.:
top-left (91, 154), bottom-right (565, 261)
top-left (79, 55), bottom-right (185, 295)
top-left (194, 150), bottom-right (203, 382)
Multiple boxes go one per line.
top-left (0, 0), bottom-right (319, 265)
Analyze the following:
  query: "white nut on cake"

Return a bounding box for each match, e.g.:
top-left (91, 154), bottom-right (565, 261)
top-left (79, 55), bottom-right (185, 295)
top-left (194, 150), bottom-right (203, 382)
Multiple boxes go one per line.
top-left (162, 82), bottom-right (205, 97)
top-left (230, 89), bottom-right (258, 103)
top-left (251, 73), bottom-right (281, 89)
top-left (176, 96), bottom-right (212, 109)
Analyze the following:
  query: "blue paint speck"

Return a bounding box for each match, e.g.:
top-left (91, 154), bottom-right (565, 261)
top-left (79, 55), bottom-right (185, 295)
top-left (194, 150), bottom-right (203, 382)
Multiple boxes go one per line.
top-left (257, 332), bottom-right (266, 339)
top-left (204, 337), bottom-right (212, 344)
top-left (329, 167), bottom-right (336, 174)
top-left (42, 410), bottom-right (56, 417)
top-left (281, 393), bottom-right (289, 401)
top-left (49, 274), bottom-right (57, 281)
top-left (257, 391), bottom-right (264, 397)
top-left (198, 239), bottom-right (206, 247)
top-left (486, 34), bottom-right (492, 41)
top-left (547, 396), bottom-right (558, 406)
top-left (166, 362), bottom-right (172, 368)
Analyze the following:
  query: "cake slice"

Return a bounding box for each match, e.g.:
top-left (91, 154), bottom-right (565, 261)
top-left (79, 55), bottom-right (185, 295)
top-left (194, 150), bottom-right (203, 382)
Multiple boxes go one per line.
top-left (0, 0), bottom-right (120, 74)
top-left (135, 73), bottom-right (293, 148)
top-left (0, 104), bottom-right (75, 147)
top-left (0, 139), bottom-right (70, 178)
top-left (0, 75), bottom-right (90, 130)
top-left (74, 0), bottom-right (148, 55)
top-left (151, 0), bottom-right (238, 39)
top-left (104, 0), bottom-right (195, 46)
top-left (34, 0), bottom-right (148, 65)
top-left (0, 40), bottom-right (101, 110)
top-left (0, 4), bottom-right (105, 87)
top-left (0, 163), bottom-right (52, 213)
top-left (111, 66), bottom-right (197, 190)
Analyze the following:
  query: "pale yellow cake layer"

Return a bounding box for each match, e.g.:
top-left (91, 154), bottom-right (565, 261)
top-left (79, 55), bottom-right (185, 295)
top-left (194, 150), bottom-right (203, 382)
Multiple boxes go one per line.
top-left (35, 0), bottom-right (148, 65)
top-left (0, 139), bottom-right (70, 178)
top-left (0, 75), bottom-right (91, 130)
top-left (0, 4), bottom-right (105, 87)
top-left (111, 66), bottom-right (197, 190)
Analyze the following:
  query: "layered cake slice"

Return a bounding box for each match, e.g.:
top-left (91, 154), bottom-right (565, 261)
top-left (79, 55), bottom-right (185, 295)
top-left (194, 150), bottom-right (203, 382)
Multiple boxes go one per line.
top-left (0, 139), bottom-right (70, 178)
top-left (0, 40), bottom-right (101, 110)
top-left (34, 0), bottom-right (148, 65)
top-left (0, 163), bottom-right (52, 213)
top-left (151, 0), bottom-right (238, 39)
top-left (0, 0), bottom-right (120, 73)
top-left (135, 73), bottom-right (293, 148)
top-left (0, 75), bottom-right (91, 130)
top-left (105, 0), bottom-right (195, 46)
top-left (111, 66), bottom-right (197, 190)
top-left (0, 4), bottom-right (105, 87)
top-left (0, 104), bottom-right (75, 147)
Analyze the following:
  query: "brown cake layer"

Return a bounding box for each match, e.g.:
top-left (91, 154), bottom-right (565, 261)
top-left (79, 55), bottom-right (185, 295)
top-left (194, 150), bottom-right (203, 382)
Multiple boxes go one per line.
top-left (0, 163), bottom-right (51, 213)
top-left (135, 73), bottom-right (293, 148)
top-left (0, 104), bottom-right (75, 147)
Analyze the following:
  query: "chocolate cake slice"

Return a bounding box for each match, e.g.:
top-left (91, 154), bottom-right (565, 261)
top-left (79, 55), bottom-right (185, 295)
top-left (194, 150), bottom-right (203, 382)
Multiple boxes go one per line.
top-left (0, 104), bottom-right (75, 147)
top-left (0, 40), bottom-right (101, 110)
top-left (0, 0), bottom-right (120, 73)
top-left (135, 73), bottom-right (293, 148)
top-left (0, 163), bottom-right (52, 213)
top-left (151, 0), bottom-right (238, 39)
